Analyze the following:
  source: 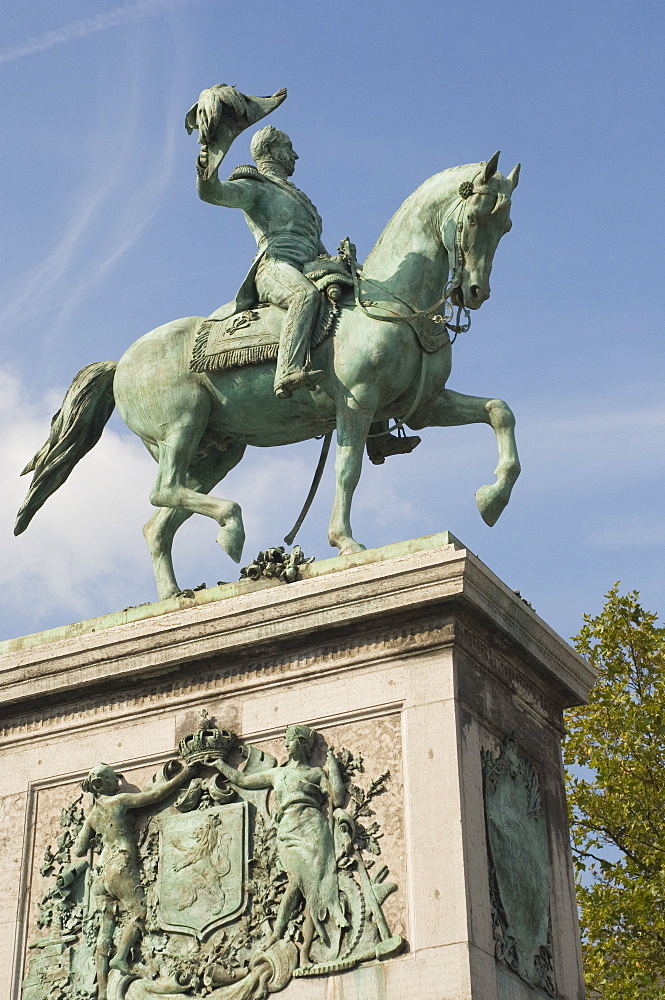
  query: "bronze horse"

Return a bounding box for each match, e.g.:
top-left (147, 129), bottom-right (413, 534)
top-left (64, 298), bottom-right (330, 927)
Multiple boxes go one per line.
top-left (16, 153), bottom-right (520, 599)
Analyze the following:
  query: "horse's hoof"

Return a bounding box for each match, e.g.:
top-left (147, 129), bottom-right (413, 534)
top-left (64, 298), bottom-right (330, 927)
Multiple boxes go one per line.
top-left (217, 517), bottom-right (245, 563)
top-left (476, 484), bottom-right (508, 527)
top-left (339, 541), bottom-right (366, 555)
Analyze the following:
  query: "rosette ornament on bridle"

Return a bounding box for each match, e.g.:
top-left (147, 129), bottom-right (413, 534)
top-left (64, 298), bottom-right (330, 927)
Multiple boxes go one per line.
top-left (439, 177), bottom-right (479, 339)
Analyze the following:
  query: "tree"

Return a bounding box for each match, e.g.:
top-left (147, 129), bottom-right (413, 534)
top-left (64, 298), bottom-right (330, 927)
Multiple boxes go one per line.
top-left (565, 585), bottom-right (665, 1000)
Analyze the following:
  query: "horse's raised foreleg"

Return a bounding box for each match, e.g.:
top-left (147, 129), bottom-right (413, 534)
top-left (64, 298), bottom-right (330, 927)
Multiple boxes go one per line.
top-left (144, 442), bottom-right (247, 599)
top-left (328, 404), bottom-right (374, 554)
top-left (412, 388), bottom-right (520, 525)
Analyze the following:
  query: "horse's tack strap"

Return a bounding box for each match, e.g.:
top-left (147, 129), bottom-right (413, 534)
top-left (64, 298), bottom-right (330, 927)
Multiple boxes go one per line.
top-left (442, 199), bottom-right (464, 289)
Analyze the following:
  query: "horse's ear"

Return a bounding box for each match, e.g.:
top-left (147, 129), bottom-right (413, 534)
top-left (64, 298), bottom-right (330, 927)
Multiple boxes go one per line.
top-left (483, 151), bottom-right (500, 183)
top-left (507, 163), bottom-right (520, 191)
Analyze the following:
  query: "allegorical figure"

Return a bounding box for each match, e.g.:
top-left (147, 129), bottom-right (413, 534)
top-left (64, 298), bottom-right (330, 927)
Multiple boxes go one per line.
top-left (74, 762), bottom-right (194, 997)
top-left (211, 725), bottom-right (348, 963)
top-left (198, 123), bottom-right (326, 400)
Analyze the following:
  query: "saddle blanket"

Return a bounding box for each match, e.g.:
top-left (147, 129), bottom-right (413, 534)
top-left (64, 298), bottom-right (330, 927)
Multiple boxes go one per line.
top-left (190, 301), bottom-right (338, 374)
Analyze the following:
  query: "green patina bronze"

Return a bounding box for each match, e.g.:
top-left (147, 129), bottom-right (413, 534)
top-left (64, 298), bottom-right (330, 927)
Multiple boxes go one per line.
top-left (482, 736), bottom-right (555, 995)
top-left (15, 84), bottom-right (520, 601)
top-left (22, 721), bottom-right (402, 1000)
top-left (72, 762), bottom-right (196, 993)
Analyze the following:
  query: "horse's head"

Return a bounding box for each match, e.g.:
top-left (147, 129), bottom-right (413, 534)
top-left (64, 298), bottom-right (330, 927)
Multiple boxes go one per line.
top-left (444, 152), bottom-right (520, 310)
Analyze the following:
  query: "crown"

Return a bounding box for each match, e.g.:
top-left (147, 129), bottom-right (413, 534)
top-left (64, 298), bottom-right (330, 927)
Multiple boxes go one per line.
top-left (179, 724), bottom-right (239, 763)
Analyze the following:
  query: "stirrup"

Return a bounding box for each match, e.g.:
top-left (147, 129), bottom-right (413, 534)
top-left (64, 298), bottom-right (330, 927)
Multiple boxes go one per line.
top-left (274, 367), bottom-right (325, 399)
top-left (366, 432), bottom-right (421, 465)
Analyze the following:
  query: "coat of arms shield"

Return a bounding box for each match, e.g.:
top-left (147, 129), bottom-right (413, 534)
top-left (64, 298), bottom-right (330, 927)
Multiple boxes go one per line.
top-left (158, 801), bottom-right (248, 939)
top-left (482, 737), bottom-right (553, 991)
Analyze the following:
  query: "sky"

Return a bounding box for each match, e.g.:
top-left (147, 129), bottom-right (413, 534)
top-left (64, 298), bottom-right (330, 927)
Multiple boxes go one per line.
top-left (0, 0), bottom-right (663, 644)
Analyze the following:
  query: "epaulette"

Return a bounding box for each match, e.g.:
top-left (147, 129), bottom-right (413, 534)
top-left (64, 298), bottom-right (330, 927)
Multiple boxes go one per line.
top-left (228, 164), bottom-right (264, 182)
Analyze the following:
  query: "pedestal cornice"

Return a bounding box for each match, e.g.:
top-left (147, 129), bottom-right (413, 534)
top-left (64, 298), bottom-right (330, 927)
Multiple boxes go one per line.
top-left (0, 533), bottom-right (594, 718)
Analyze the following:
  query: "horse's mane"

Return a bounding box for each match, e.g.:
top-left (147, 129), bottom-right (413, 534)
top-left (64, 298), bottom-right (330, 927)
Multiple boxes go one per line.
top-left (364, 161), bottom-right (510, 269)
top-left (364, 162), bottom-right (484, 267)
top-left (388, 161), bottom-right (490, 214)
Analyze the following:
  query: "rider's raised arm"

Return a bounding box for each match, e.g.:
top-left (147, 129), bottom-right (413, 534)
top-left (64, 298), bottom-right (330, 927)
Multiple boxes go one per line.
top-left (197, 174), bottom-right (258, 210)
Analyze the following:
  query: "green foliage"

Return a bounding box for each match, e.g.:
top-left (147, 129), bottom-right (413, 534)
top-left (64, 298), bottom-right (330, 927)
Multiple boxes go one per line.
top-left (335, 747), bottom-right (390, 858)
top-left (565, 584), bottom-right (665, 999)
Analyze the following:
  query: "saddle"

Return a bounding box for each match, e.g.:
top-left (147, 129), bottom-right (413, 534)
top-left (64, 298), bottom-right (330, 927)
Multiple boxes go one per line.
top-left (190, 257), bottom-right (354, 374)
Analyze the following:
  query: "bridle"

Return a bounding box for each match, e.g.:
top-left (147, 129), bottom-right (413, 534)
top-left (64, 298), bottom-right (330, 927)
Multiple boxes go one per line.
top-left (341, 169), bottom-right (496, 343)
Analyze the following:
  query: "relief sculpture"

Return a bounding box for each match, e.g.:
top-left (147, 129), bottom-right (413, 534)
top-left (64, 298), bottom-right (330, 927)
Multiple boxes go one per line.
top-left (482, 735), bottom-right (555, 995)
top-left (22, 721), bottom-right (403, 1000)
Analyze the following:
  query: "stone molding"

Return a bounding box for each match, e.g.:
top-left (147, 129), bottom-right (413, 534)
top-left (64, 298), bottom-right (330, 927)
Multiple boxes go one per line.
top-left (0, 543), bottom-right (594, 721)
top-left (453, 620), bottom-right (563, 731)
top-left (0, 611), bottom-right (563, 748)
top-left (0, 617), bottom-right (452, 745)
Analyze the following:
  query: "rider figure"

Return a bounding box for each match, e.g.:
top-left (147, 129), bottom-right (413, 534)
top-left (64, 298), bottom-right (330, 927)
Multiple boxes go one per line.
top-left (198, 125), bottom-right (325, 399)
top-left (197, 118), bottom-right (420, 460)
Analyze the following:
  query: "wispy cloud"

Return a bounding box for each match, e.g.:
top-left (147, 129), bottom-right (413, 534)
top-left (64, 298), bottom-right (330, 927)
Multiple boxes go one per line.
top-left (0, 0), bottom-right (199, 65)
top-left (517, 405), bottom-right (665, 491)
top-left (0, 6), bottom-right (188, 337)
top-left (585, 517), bottom-right (665, 549)
top-left (0, 154), bottom-right (132, 328)
top-left (0, 367), bottom-right (156, 637)
top-left (46, 72), bottom-right (183, 339)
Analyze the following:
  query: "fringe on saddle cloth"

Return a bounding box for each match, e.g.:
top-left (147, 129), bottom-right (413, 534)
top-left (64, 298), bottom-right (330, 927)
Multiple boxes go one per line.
top-left (190, 264), bottom-right (352, 374)
top-left (189, 258), bottom-right (450, 374)
top-left (190, 300), bottom-right (340, 374)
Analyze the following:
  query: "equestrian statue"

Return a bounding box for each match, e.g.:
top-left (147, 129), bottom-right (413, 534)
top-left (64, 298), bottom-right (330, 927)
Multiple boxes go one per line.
top-left (15, 84), bottom-right (521, 601)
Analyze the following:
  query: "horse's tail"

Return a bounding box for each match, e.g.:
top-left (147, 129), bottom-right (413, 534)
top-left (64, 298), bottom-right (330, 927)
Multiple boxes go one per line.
top-left (14, 361), bottom-right (117, 536)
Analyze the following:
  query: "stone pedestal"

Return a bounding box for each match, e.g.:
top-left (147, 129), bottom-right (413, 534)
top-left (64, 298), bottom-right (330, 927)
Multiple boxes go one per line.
top-left (0, 533), bottom-right (593, 1000)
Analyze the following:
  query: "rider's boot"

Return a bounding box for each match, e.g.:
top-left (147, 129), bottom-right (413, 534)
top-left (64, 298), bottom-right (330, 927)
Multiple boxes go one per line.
top-left (274, 364), bottom-right (326, 399)
top-left (366, 423), bottom-right (421, 465)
